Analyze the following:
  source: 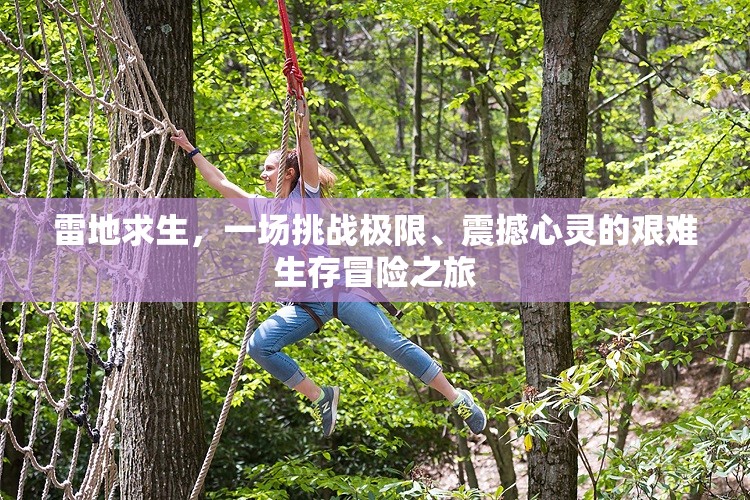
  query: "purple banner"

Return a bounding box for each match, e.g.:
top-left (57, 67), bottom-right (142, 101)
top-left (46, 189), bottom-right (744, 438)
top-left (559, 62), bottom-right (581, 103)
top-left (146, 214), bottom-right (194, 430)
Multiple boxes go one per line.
top-left (0, 198), bottom-right (746, 303)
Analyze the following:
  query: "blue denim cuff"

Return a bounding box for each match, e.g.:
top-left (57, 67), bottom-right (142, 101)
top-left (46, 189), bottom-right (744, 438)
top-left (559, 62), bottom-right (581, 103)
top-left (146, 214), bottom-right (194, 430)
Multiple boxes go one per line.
top-left (419, 361), bottom-right (442, 384)
top-left (283, 369), bottom-right (306, 389)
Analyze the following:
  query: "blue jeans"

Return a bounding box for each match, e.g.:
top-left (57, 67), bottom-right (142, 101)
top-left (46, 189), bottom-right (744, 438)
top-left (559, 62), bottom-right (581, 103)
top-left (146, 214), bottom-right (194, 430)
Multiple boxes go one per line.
top-left (247, 294), bottom-right (442, 388)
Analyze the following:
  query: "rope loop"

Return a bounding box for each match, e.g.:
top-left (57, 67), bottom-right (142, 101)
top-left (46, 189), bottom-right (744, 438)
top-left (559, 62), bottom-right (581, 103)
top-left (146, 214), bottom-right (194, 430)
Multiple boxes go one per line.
top-left (283, 57), bottom-right (304, 98)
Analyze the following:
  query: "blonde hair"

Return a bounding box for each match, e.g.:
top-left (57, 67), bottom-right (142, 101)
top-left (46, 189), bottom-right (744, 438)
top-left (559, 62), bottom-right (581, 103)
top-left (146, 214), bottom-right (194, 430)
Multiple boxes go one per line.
top-left (268, 148), bottom-right (336, 197)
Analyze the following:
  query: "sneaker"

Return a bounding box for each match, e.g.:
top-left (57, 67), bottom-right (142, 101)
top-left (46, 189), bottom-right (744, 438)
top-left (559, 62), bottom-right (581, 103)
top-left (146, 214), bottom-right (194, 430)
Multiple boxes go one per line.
top-left (311, 386), bottom-right (339, 436)
top-left (453, 390), bottom-right (487, 434)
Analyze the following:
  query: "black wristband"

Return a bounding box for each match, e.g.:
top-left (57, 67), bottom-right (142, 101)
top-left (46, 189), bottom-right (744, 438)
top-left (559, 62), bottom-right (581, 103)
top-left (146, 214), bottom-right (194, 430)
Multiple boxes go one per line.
top-left (187, 147), bottom-right (201, 158)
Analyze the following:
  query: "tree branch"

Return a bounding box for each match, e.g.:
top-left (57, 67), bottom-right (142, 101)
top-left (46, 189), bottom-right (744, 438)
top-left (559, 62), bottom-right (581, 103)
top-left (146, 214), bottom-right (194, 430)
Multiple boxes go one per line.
top-left (327, 97), bottom-right (387, 175)
top-left (619, 39), bottom-right (750, 133)
top-left (677, 217), bottom-right (742, 290)
top-left (312, 120), bottom-right (364, 184)
top-left (678, 125), bottom-right (734, 198)
top-left (587, 57), bottom-right (681, 117)
top-left (425, 23), bottom-right (506, 107)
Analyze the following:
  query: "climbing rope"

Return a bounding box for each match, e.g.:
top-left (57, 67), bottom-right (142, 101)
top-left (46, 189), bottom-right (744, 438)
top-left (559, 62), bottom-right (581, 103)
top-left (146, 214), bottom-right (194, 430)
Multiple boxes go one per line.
top-left (188, 93), bottom-right (294, 500)
top-left (188, 1), bottom-right (309, 497)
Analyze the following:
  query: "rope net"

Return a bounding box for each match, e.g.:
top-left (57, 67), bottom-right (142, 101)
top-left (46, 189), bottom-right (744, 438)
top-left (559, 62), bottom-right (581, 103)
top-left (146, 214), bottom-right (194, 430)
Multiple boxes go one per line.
top-left (1, 1), bottom-right (177, 498)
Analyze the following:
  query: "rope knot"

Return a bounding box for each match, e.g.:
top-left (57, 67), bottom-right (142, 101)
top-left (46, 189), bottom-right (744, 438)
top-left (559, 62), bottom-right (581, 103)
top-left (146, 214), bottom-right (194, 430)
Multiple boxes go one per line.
top-left (110, 318), bottom-right (122, 336)
top-left (84, 342), bottom-right (98, 358)
top-left (66, 408), bottom-right (100, 443)
top-left (282, 58), bottom-right (303, 81)
top-left (67, 409), bottom-right (86, 427)
top-left (283, 58), bottom-right (304, 97)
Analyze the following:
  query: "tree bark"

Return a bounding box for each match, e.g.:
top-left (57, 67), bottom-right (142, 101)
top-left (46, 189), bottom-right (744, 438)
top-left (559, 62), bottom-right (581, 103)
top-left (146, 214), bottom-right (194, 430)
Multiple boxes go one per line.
top-left (634, 31), bottom-right (656, 138)
top-left (520, 2), bottom-right (621, 499)
top-left (718, 303), bottom-right (749, 388)
top-left (477, 83), bottom-right (497, 198)
top-left (411, 28), bottom-right (424, 194)
top-left (504, 35), bottom-right (534, 199)
top-left (0, 302), bottom-right (24, 498)
top-left (120, 2), bottom-right (205, 499)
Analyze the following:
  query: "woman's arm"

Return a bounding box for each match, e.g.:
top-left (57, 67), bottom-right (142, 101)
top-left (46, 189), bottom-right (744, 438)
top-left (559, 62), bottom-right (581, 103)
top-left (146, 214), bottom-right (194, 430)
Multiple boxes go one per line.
top-left (170, 130), bottom-right (256, 200)
top-left (295, 100), bottom-right (320, 189)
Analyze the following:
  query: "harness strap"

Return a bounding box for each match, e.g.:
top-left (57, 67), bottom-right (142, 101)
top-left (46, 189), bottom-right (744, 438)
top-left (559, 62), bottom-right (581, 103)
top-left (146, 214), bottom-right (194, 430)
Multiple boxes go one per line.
top-left (332, 286), bottom-right (402, 320)
top-left (366, 288), bottom-right (403, 319)
top-left (295, 303), bottom-right (325, 332)
top-left (332, 286), bottom-right (340, 320)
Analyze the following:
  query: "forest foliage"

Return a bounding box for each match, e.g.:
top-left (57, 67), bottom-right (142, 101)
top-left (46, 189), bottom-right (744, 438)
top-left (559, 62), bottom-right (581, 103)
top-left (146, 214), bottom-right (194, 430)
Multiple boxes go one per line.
top-left (1, 0), bottom-right (750, 498)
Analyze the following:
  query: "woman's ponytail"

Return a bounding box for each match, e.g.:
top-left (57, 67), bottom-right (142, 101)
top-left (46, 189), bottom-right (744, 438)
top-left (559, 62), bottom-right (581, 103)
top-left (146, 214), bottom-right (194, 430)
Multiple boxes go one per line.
top-left (317, 163), bottom-right (336, 197)
top-left (269, 148), bottom-right (336, 197)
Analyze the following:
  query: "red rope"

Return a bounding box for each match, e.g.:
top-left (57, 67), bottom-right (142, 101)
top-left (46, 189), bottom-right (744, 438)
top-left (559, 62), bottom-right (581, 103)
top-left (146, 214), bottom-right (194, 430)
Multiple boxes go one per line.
top-left (276, 0), bottom-right (304, 99)
top-left (276, 0), bottom-right (309, 244)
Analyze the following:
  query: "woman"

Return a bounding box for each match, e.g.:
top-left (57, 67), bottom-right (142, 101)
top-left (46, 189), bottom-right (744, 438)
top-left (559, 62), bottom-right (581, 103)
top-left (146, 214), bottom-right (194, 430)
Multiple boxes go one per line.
top-left (170, 101), bottom-right (486, 437)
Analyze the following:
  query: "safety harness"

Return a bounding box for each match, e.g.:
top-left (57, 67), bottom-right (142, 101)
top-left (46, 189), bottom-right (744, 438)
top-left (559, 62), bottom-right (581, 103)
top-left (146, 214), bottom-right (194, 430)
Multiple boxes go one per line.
top-left (292, 286), bottom-right (403, 334)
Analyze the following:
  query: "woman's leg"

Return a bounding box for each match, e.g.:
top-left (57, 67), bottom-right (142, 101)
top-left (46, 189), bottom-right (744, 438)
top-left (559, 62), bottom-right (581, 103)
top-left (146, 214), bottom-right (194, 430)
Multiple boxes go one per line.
top-left (336, 298), bottom-right (487, 433)
top-left (247, 303), bottom-right (329, 397)
top-left (248, 303), bottom-right (339, 435)
top-left (428, 372), bottom-right (459, 402)
top-left (293, 377), bottom-right (321, 401)
top-left (335, 300), bottom-right (442, 385)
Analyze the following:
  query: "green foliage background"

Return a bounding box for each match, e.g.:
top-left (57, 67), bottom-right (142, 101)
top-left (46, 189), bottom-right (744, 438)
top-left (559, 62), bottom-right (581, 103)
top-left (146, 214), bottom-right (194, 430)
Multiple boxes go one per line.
top-left (1, 0), bottom-right (749, 498)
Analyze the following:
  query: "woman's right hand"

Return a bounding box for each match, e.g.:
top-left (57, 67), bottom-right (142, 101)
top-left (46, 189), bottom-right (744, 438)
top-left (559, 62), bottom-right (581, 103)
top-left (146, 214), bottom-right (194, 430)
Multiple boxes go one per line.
top-left (295, 98), bottom-right (311, 137)
top-left (170, 129), bottom-right (194, 152)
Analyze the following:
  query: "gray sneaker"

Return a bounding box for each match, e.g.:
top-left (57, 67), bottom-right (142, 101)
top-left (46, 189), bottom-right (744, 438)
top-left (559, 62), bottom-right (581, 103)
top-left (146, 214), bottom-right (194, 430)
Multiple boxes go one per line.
top-left (312, 386), bottom-right (339, 436)
top-left (453, 390), bottom-right (487, 434)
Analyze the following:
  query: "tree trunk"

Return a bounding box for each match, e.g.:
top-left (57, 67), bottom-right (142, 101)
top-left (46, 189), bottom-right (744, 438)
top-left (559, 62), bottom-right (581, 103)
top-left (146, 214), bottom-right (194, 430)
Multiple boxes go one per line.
top-left (450, 412), bottom-right (479, 489)
top-left (615, 367), bottom-right (646, 451)
top-left (593, 67), bottom-right (612, 190)
top-left (423, 306), bottom-right (479, 489)
top-left (504, 35), bottom-right (534, 199)
top-left (484, 420), bottom-right (518, 499)
top-left (616, 331), bottom-right (656, 451)
top-left (476, 83), bottom-right (497, 198)
top-left (435, 46), bottom-right (446, 194)
top-left (0, 302), bottom-right (24, 498)
top-left (659, 337), bottom-right (679, 387)
top-left (634, 31), bottom-right (656, 138)
top-left (395, 43), bottom-right (407, 155)
top-left (411, 28), bottom-right (424, 194)
top-left (520, 2), bottom-right (621, 498)
top-left (520, 303), bottom-right (577, 499)
top-left (460, 66), bottom-right (481, 198)
top-left (718, 303), bottom-right (749, 388)
top-left (458, 13), bottom-right (482, 199)
top-left (120, 1), bottom-right (205, 499)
